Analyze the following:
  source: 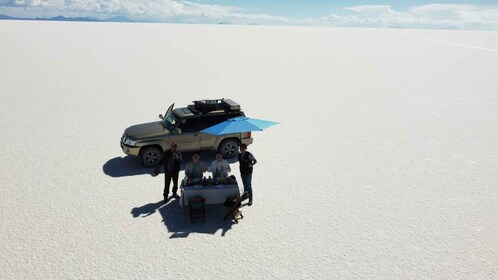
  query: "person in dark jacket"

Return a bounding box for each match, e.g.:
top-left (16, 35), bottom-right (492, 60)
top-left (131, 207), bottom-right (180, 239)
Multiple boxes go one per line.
top-left (238, 144), bottom-right (257, 206)
top-left (154, 142), bottom-right (183, 203)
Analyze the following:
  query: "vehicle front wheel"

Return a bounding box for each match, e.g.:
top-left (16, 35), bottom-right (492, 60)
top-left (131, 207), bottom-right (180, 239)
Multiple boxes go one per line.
top-left (219, 139), bottom-right (239, 159)
top-left (140, 146), bottom-right (163, 167)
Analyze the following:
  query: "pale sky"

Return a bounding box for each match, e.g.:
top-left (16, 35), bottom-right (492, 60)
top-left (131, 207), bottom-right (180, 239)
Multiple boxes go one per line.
top-left (1, 0), bottom-right (498, 30)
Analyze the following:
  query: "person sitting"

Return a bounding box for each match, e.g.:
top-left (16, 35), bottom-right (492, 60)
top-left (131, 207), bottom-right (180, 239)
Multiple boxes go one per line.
top-left (209, 152), bottom-right (231, 180)
top-left (185, 153), bottom-right (208, 179)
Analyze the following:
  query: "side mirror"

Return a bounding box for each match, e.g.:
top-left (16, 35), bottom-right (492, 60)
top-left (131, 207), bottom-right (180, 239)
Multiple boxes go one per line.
top-left (159, 114), bottom-right (164, 120)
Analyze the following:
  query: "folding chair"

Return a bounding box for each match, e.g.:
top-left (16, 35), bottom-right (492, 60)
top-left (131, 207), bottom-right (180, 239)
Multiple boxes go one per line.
top-left (189, 196), bottom-right (205, 224)
top-left (223, 191), bottom-right (249, 224)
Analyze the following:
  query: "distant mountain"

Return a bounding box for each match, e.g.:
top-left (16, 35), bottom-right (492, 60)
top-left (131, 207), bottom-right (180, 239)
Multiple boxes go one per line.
top-left (105, 16), bottom-right (134, 22)
top-left (0, 13), bottom-right (19, 20)
top-left (45, 16), bottom-right (101, 21)
top-left (0, 13), bottom-right (137, 23)
top-left (37, 15), bottom-right (101, 22)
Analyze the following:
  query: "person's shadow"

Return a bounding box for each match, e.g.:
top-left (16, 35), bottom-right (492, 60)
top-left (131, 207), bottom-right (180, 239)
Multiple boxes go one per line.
top-left (131, 199), bottom-right (235, 238)
top-left (103, 151), bottom-right (237, 177)
top-left (131, 201), bottom-right (164, 218)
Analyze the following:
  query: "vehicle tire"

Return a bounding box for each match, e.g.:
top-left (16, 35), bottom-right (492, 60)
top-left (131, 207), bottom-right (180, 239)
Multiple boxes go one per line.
top-left (219, 139), bottom-right (239, 159)
top-left (140, 146), bottom-right (163, 167)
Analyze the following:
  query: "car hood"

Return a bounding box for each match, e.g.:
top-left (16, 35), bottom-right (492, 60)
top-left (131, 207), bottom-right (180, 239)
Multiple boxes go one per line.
top-left (125, 121), bottom-right (169, 139)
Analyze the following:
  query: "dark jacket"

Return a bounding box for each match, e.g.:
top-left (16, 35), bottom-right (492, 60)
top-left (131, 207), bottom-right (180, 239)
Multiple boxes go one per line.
top-left (163, 149), bottom-right (183, 173)
top-left (238, 151), bottom-right (255, 174)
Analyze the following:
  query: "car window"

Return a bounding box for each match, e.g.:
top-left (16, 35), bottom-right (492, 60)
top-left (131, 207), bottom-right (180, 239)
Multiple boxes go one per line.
top-left (178, 113), bottom-right (242, 132)
top-left (200, 114), bottom-right (240, 130)
top-left (161, 113), bottom-right (178, 130)
top-left (177, 117), bottom-right (202, 132)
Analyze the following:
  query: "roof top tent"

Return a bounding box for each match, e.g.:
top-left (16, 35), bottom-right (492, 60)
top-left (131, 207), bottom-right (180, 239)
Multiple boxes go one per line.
top-left (188, 98), bottom-right (241, 114)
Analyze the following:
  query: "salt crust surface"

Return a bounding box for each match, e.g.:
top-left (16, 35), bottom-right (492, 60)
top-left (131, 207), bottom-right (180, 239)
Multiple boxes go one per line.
top-left (1, 21), bottom-right (497, 279)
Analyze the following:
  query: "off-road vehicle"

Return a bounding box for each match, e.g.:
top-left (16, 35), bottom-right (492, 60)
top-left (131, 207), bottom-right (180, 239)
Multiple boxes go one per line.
top-left (120, 99), bottom-right (253, 167)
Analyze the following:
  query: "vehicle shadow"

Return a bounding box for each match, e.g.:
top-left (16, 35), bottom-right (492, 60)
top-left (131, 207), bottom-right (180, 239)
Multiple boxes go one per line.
top-left (103, 151), bottom-right (238, 178)
top-left (131, 199), bottom-right (235, 238)
top-left (103, 156), bottom-right (155, 177)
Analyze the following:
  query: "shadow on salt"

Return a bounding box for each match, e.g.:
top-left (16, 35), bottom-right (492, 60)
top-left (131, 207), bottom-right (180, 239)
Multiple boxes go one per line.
top-left (103, 156), bottom-right (153, 177)
top-left (103, 151), bottom-right (237, 178)
top-left (131, 199), bottom-right (235, 238)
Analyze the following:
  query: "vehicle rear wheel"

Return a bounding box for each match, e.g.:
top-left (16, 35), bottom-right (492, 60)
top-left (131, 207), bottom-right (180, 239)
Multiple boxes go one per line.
top-left (219, 139), bottom-right (239, 159)
top-left (140, 146), bottom-right (163, 167)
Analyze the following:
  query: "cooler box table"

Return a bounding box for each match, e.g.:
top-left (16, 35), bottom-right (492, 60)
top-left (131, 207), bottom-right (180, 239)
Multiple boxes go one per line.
top-left (180, 181), bottom-right (240, 209)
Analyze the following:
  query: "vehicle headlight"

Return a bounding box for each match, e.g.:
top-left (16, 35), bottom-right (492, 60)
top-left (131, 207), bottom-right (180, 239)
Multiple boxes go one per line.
top-left (124, 138), bottom-right (137, 146)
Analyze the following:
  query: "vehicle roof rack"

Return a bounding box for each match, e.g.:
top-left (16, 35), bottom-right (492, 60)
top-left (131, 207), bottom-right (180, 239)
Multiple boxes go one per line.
top-left (188, 98), bottom-right (240, 114)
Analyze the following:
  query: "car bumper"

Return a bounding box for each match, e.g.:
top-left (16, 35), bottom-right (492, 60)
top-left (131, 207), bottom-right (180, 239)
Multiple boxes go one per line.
top-left (121, 143), bottom-right (141, 156)
top-left (241, 138), bottom-right (254, 146)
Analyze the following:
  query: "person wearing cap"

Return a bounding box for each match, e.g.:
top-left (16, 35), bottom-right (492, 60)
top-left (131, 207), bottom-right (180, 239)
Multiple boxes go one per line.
top-left (154, 142), bottom-right (183, 202)
top-left (238, 144), bottom-right (257, 206)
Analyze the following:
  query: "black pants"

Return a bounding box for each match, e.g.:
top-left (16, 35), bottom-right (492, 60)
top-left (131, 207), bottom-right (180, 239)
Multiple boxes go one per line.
top-left (163, 172), bottom-right (179, 196)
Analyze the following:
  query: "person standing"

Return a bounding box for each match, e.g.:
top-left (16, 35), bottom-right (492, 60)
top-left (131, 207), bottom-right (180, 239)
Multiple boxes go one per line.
top-left (154, 142), bottom-right (183, 202)
top-left (238, 144), bottom-right (257, 206)
top-left (209, 152), bottom-right (231, 180)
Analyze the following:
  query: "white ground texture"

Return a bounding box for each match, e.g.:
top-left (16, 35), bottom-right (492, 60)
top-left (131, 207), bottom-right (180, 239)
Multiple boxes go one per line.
top-left (1, 21), bottom-right (497, 279)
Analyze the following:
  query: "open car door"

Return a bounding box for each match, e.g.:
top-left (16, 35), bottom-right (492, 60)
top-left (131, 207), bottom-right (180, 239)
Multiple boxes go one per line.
top-left (165, 103), bottom-right (174, 118)
top-left (159, 103), bottom-right (174, 121)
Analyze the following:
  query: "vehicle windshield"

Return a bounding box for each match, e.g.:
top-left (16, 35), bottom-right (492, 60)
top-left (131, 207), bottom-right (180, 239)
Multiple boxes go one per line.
top-left (161, 113), bottom-right (178, 130)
